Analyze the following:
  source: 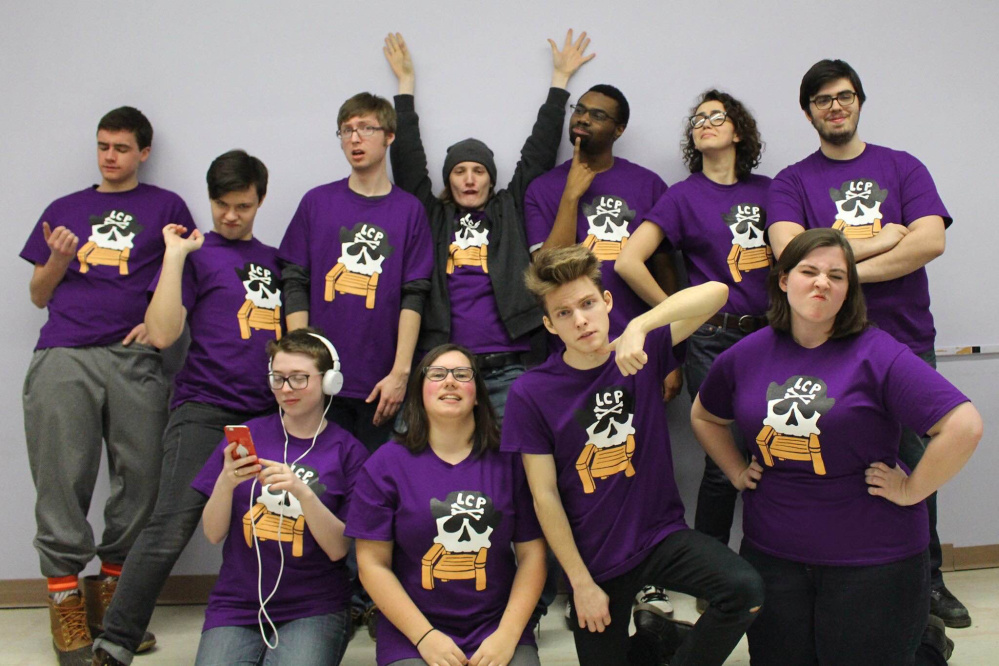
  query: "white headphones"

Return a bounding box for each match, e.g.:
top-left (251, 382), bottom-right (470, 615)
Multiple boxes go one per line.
top-left (307, 333), bottom-right (343, 396)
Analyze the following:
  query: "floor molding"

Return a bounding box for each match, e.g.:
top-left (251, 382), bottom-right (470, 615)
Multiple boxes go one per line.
top-left (4, 543), bottom-right (998, 608)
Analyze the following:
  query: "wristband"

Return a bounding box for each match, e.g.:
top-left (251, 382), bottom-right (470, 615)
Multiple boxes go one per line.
top-left (415, 627), bottom-right (436, 648)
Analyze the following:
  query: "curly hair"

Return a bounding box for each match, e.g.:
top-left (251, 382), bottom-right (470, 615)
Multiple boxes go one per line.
top-left (681, 90), bottom-right (763, 181)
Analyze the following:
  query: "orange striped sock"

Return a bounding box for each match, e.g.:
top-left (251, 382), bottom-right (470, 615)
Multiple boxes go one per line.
top-left (100, 562), bottom-right (122, 578)
top-left (47, 575), bottom-right (78, 596)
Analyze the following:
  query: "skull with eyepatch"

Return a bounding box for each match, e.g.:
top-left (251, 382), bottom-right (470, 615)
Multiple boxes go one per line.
top-left (337, 222), bottom-right (394, 276)
top-left (724, 203), bottom-right (767, 249)
top-left (88, 209), bottom-right (144, 250)
top-left (762, 376), bottom-right (836, 439)
top-left (430, 490), bottom-right (501, 554)
top-left (235, 262), bottom-right (282, 309)
top-left (583, 195), bottom-right (635, 242)
top-left (830, 179), bottom-right (888, 229)
top-left (575, 386), bottom-right (636, 450)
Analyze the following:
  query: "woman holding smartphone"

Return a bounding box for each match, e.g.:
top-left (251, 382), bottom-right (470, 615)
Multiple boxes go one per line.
top-left (691, 229), bottom-right (981, 665)
top-left (348, 344), bottom-right (546, 666)
top-left (191, 328), bottom-right (368, 666)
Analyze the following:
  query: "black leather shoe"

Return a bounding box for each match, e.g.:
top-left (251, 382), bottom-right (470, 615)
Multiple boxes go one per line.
top-left (930, 586), bottom-right (971, 628)
top-left (922, 615), bottom-right (955, 661)
top-left (633, 609), bottom-right (694, 664)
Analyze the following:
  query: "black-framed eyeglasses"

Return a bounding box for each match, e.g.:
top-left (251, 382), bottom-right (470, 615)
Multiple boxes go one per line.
top-left (423, 366), bottom-right (475, 382)
top-left (336, 126), bottom-right (385, 140)
top-left (810, 91), bottom-right (857, 110)
top-left (689, 111), bottom-right (729, 129)
top-left (268, 373), bottom-right (320, 390)
top-left (570, 104), bottom-right (618, 124)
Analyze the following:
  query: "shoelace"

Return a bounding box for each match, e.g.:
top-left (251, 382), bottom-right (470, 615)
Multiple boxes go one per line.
top-left (641, 588), bottom-right (670, 603)
top-left (58, 599), bottom-right (90, 644)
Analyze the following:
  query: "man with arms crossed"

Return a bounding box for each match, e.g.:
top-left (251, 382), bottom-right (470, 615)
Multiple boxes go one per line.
top-left (766, 59), bottom-right (967, 627)
top-left (92, 150), bottom-right (283, 666)
top-left (502, 245), bottom-right (762, 665)
top-left (21, 107), bottom-right (194, 665)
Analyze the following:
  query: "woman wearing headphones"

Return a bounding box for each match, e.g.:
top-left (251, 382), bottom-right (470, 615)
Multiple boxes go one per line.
top-left (348, 344), bottom-right (546, 666)
top-left (191, 328), bottom-right (369, 666)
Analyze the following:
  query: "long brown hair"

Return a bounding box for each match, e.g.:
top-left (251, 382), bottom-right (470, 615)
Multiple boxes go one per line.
top-left (767, 228), bottom-right (868, 338)
top-left (397, 344), bottom-right (500, 457)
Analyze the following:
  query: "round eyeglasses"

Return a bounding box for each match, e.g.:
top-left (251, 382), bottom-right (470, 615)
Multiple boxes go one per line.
top-left (689, 111), bottom-right (728, 129)
top-left (810, 91), bottom-right (857, 110)
top-left (423, 366), bottom-right (475, 382)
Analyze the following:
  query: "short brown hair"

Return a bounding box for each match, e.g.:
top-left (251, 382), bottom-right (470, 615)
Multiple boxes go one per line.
top-left (767, 228), bottom-right (868, 338)
top-left (525, 245), bottom-right (603, 315)
top-left (265, 327), bottom-right (335, 375)
top-left (396, 344), bottom-right (499, 457)
top-left (336, 92), bottom-right (396, 134)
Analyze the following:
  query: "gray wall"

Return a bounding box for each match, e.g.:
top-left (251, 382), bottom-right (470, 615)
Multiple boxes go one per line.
top-left (2, 1), bottom-right (996, 580)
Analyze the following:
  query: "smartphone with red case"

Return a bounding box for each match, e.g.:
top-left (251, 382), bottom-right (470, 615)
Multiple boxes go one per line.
top-left (225, 425), bottom-right (257, 461)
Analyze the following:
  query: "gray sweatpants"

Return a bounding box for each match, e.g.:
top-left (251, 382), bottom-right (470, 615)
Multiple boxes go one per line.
top-left (23, 343), bottom-right (169, 577)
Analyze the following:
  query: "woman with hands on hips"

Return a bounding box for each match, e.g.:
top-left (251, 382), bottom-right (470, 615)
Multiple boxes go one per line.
top-left (191, 328), bottom-right (369, 666)
top-left (691, 228), bottom-right (982, 665)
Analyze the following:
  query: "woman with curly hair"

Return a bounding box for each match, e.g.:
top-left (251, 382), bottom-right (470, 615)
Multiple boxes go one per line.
top-left (614, 90), bottom-right (771, 568)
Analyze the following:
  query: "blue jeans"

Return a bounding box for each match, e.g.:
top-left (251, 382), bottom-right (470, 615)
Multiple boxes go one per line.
top-left (95, 402), bottom-right (261, 663)
top-left (389, 644), bottom-right (541, 665)
top-left (898, 350), bottom-right (944, 587)
top-left (482, 362), bottom-right (526, 426)
top-left (194, 611), bottom-right (350, 666)
top-left (685, 324), bottom-right (753, 546)
top-left (742, 544), bottom-right (928, 666)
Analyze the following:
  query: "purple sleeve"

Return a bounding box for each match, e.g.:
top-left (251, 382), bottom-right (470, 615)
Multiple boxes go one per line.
top-left (643, 190), bottom-right (683, 250)
top-left (696, 348), bottom-right (736, 420)
top-left (171, 196), bottom-right (197, 230)
top-left (335, 435), bottom-right (370, 523)
top-left (278, 195), bottom-right (313, 269)
top-left (651, 174), bottom-right (669, 201)
top-left (882, 349), bottom-right (969, 437)
top-left (766, 168), bottom-right (808, 228)
top-left (402, 204), bottom-right (433, 283)
top-left (898, 154), bottom-right (952, 228)
top-left (191, 436), bottom-right (229, 497)
top-left (523, 179), bottom-right (555, 249)
top-left (344, 454), bottom-right (396, 542)
top-left (499, 381), bottom-right (553, 455)
top-left (20, 206), bottom-right (58, 265)
top-left (511, 455), bottom-right (543, 543)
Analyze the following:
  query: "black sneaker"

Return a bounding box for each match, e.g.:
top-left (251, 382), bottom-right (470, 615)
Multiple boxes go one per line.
top-left (930, 586), bottom-right (971, 628)
top-left (633, 609), bottom-right (694, 665)
top-left (922, 615), bottom-right (955, 662)
top-left (91, 647), bottom-right (126, 666)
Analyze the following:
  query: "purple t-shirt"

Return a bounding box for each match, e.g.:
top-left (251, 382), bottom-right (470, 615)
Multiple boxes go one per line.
top-left (191, 413), bottom-right (368, 631)
top-left (447, 211), bottom-right (531, 355)
top-left (645, 173), bottom-right (772, 316)
top-left (20, 184), bottom-right (196, 350)
top-left (698, 326), bottom-right (969, 566)
top-left (524, 158), bottom-right (669, 337)
top-left (345, 442), bottom-right (541, 665)
top-left (501, 326), bottom-right (686, 582)
top-left (278, 180), bottom-right (433, 398)
top-left (149, 232), bottom-right (281, 413)
top-left (767, 144), bottom-right (951, 353)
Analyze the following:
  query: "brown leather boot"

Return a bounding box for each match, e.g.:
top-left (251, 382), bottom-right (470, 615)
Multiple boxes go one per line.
top-left (82, 575), bottom-right (157, 653)
top-left (49, 592), bottom-right (93, 665)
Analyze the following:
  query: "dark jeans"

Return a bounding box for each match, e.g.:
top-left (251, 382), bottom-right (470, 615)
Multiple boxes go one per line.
top-left (482, 362), bottom-right (526, 426)
top-left (741, 544), bottom-right (929, 666)
top-left (327, 395), bottom-right (396, 453)
top-left (685, 324), bottom-right (752, 546)
top-left (95, 402), bottom-right (262, 664)
top-left (898, 349), bottom-right (943, 588)
top-left (569, 529), bottom-right (763, 666)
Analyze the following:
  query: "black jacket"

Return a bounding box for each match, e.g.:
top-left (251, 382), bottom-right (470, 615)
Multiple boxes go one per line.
top-left (390, 88), bottom-right (570, 352)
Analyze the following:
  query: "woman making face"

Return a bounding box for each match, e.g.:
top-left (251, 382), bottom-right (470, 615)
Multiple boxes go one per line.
top-left (691, 229), bottom-right (981, 665)
top-left (348, 344), bottom-right (546, 666)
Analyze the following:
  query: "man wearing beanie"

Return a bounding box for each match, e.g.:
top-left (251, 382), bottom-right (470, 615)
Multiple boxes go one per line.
top-left (384, 30), bottom-right (593, 421)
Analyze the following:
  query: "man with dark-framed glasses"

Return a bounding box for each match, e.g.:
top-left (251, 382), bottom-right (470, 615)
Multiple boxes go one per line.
top-left (767, 59), bottom-right (968, 630)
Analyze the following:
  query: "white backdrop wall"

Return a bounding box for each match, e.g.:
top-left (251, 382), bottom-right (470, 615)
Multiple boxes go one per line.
top-left (2, 1), bottom-right (996, 580)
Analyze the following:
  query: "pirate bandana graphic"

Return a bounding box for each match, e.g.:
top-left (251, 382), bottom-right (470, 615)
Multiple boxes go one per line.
top-left (324, 222), bottom-right (394, 309)
top-left (572, 386), bottom-right (638, 493)
top-left (581, 195), bottom-right (636, 261)
top-left (723, 203), bottom-right (772, 283)
top-left (77, 209), bottom-right (144, 275)
top-left (235, 262), bottom-right (282, 340)
top-left (756, 375), bottom-right (836, 475)
top-left (448, 212), bottom-right (490, 274)
top-left (829, 179), bottom-right (889, 239)
top-left (243, 463), bottom-right (325, 557)
top-left (422, 490), bottom-right (502, 591)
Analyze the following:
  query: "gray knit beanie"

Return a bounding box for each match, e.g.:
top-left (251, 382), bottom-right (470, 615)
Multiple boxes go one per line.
top-left (442, 138), bottom-right (497, 186)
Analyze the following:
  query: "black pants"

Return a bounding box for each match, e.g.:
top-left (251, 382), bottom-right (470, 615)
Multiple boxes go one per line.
top-left (570, 529), bottom-right (764, 666)
top-left (327, 395), bottom-right (396, 452)
top-left (742, 544), bottom-right (929, 666)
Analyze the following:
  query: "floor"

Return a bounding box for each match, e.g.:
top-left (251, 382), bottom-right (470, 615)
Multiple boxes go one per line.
top-left (3, 569), bottom-right (997, 665)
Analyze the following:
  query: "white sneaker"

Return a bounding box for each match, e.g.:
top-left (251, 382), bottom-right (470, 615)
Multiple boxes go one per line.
top-left (634, 585), bottom-right (674, 618)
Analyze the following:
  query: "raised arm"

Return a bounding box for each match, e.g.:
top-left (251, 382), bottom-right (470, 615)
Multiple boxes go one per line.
top-left (145, 224), bottom-right (203, 348)
top-left (29, 222), bottom-right (78, 308)
top-left (614, 221), bottom-right (669, 306)
top-left (384, 33), bottom-right (439, 214)
top-left (536, 138), bottom-right (595, 256)
top-left (521, 452), bottom-right (610, 633)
